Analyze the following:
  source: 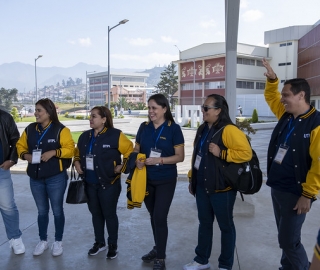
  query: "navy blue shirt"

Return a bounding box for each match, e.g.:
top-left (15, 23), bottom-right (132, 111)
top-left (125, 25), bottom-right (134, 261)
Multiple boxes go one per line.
top-left (267, 117), bottom-right (302, 196)
top-left (136, 120), bottom-right (184, 180)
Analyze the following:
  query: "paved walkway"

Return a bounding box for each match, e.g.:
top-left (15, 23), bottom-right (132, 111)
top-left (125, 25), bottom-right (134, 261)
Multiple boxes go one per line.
top-left (0, 117), bottom-right (318, 270)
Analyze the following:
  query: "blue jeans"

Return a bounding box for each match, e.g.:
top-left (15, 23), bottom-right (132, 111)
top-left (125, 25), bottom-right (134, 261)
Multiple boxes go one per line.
top-left (195, 186), bottom-right (237, 270)
top-left (0, 168), bottom-right (22, 239)
top-left (86, 180), bottom-right (121, 245)
top-left (271, 188), bottom-right (310, 270)
top-left (30, 171), bottom-right (68, 241)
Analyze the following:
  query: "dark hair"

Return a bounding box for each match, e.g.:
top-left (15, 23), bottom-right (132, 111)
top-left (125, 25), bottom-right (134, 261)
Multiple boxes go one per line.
top-left (91, 106), bottom-right (113, 128)
top-left (148, 94), bottom-right (175, 122)
top-left (206, 94), bottom-right (234, 128)
top-left (35, 98), bottom-right (59, 124)
top-left (284, 78), bottom-right (310, 103)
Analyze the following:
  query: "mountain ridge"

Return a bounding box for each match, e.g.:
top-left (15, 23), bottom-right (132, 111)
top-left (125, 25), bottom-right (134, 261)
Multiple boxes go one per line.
top-left (0, 62), bottom-right (165, 91)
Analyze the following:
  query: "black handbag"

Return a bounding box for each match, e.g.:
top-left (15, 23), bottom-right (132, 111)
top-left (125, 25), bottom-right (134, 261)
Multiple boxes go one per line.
top-left (66, 165), bottom-right (88, 204)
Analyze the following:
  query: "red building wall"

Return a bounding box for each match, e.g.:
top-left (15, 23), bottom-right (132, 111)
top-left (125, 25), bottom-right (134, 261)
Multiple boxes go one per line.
top-left (298, 24), bottom-right (320, 95)
top-left (180, 57), bottom-right (226, 105)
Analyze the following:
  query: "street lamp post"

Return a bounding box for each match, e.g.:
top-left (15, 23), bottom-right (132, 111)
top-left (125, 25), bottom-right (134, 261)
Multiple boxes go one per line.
top-left (35, 55), bottom-right (43, 101)
top-left (119, 77), bottom-right (125, 113)
top-left (193, 60), bottom-right (196, 105)
top-left (86, 71), bottom-right (95, 118)
top-left (108, 19), bottom-right (129, 109)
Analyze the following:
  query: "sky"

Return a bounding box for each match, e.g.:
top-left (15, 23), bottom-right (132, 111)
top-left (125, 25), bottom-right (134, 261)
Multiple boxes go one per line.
top-left (1, 0), bottom-right (320, 70)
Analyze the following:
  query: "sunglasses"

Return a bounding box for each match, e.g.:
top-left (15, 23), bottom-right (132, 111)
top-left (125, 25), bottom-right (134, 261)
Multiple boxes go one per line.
top-left (201, 105), bottom-right (219, 112)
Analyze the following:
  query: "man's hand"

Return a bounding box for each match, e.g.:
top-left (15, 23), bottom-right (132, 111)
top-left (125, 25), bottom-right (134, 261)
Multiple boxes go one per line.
top-left (74, 160), bottom-right (83, 174)
top-left (262, 58), bottom-right (277, 80)
top-left (0, 160), bottom-right (14, 170)
top-left (293, 196), bottom-right (311, 215)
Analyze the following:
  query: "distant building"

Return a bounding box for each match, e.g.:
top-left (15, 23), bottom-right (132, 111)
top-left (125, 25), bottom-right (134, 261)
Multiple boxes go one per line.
top-left (174, 20), bottom-right (320, 116)
top-left (87, 71), bottom-right (149, 107)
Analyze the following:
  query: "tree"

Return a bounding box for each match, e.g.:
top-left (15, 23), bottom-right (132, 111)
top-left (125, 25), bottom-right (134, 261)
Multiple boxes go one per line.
top-left (0, 87), bottom-right (18, 111)
top-left (154, 62), bottom-right (178, 108)
top-left (62, 79), bottom-right (66, 87)
top-left (252, 108), bottom-right (259, 123)
top-left (10, 107), bottom-right (20, 122)
top-left (75, 78), bottom-right (82, 85)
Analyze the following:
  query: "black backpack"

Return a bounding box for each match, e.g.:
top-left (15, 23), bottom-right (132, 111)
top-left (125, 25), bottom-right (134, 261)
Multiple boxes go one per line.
top-left (211, 126), bottom-right (262, 199)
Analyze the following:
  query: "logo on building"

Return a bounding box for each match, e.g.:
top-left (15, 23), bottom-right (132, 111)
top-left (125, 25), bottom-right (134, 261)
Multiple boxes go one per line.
top-left (212, 62), bottom-right (224, 74)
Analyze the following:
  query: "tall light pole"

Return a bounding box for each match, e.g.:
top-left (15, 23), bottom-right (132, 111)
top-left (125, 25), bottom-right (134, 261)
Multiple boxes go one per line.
top-left (108, 19), bottom-right (129, 109)
top-left (193, 60), bottom-right (196, 105)
top-left (86, 70), bottom-right (95, 118)
top-left (119, 77), bottom-right (125, 112)
top-left (35, 55), bottom-right (43, 101)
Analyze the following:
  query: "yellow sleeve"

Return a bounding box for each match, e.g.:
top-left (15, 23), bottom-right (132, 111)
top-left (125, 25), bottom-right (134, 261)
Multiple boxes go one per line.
top-left (302, 125), bottom-right (320, 198)
top-left (16, 130), bottom-right (29, 159)
top-left (264, 79), bottom-right (286, 120)
top-left (56, 127), bottom-right (75, 159)
top-left (74, 146), bottom-right (80, 161)
top-left (118, 132), bottom-right (134, 173)
top-left (221, 125), bottom-right (252, 163)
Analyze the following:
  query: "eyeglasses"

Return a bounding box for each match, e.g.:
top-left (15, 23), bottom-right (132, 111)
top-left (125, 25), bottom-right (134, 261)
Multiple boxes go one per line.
top-left (201, 105), bottom-right (219, 112)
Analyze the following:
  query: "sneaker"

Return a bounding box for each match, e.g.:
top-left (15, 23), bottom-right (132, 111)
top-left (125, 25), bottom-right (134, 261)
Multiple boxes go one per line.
top-left (106, 244), bottom-right (117, 259)
top-left (141, 246), bottom-right (157, 263)
top-left (183, 260), bottom-right (211, 270)
top-left (51, 241), bottom-right (63, 256)
top-left (9, 237), bottom-right (25, 255)
top-left (153, 259), bottom-right (166, 270)
top-left (88, 242), bottom-right (106, 256)
top-left (33, 240), bottom-right (48, 256)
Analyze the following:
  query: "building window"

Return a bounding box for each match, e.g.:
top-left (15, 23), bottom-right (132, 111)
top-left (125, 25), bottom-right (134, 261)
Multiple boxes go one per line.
top-left (278, 62), bottom-right (291, 66)
top-left (256, 60), bottom-right (264, 67)
top-left (181, 83), bottom-right (203, 90)
top-left (204, 81), bottom-right (225, 89)
top-left (237, 58), bottom-right (255, 66)
top-left (287, 42), bottom-right (292, 46)
top-left (236, 81), bottom-right (254, 89)
top-left (280, 43), bottom-right (287, 47)
top-left (256, 82), bottom-right (265, 89)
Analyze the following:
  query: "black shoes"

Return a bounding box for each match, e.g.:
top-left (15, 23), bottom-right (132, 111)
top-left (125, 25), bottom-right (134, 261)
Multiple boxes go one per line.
top-left (88, 242), bottom-right (106, 256)
top-left (106, 244), bottom-right (118, 259)
top-left (141, 246), bottom-right (157, 263)
top-left (153, 259), bottom-right (166, 270)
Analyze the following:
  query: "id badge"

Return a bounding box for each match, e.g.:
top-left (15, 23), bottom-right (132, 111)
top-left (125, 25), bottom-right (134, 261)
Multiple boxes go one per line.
top-left (150, 148), bottom-right (162, 166)
top-left (150, 148), bottom-right (162, 158)
top-left (32, 149), bottom-right (42, 164)
top-left (86, 154), bottom-right (94, 170)
top-left (194, 154), bottom-right (202, 170)
top-left (274, 144), bottom-right (289, 164)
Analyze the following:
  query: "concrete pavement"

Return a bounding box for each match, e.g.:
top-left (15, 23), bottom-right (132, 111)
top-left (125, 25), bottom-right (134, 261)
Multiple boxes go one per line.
top-left (0, 116), bottom-right (319, 270)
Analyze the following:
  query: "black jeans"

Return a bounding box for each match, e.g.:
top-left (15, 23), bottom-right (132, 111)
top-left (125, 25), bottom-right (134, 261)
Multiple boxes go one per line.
top-left (271, 188), bottom-right (310, 270)
top-left (144, 178), bottom-right (177, 259)
top-left (86, 180), bottom-right (121, 245)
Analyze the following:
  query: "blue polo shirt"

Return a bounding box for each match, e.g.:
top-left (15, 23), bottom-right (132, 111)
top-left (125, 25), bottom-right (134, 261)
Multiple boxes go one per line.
top-left (136, 120), bottom-right (184, 181)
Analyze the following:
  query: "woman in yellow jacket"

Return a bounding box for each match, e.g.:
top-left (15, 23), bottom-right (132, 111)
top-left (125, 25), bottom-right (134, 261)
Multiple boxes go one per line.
top-left (17, 98), bottom-right (74, 257)
top-left (184, 94), bottom-right (252, 270)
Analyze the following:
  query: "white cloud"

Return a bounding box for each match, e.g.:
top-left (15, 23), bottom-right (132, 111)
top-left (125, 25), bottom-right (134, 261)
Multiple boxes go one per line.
top-left (242, 10), bottom-right (263, 22)
top-left (199, 19), bottom-right (216, 29)
top-left (78, 37), bottom-right (92, 47)
top-left (161, 36), bottom-right (178, 43)
top-left (128, 38), bottom-right (154, 46)
top-left (67, 38), bottom-right (91, 46)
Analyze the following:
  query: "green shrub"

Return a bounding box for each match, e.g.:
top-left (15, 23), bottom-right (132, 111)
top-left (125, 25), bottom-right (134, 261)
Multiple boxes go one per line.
top-left (64, 112), bottom-right (69, 118)
top-left (252, 109), bottom-right (258, 123)
top-left (111, 107), bottom-right (115, 118)
top-left (236, 118), bottom-right (256, 141)
top-left (76, 115), bottom-right (84, 120)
